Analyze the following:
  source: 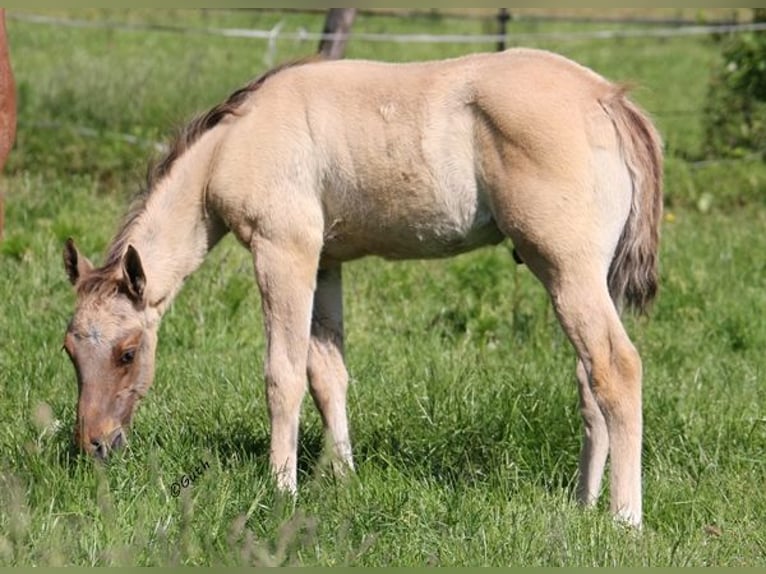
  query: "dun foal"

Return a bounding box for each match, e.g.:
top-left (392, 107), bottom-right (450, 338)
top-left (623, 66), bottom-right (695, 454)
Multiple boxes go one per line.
top-left (62, 49), bottom-right (662, 527)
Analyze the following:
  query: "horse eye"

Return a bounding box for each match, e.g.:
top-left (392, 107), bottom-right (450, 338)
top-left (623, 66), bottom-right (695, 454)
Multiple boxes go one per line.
top-left (120, 349), bottom-right (136, 365)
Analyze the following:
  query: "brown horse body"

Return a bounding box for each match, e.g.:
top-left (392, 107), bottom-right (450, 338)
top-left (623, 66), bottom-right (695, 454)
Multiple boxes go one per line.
top-left (63, 49), bottom-right (662, 527)
top-left (0, 9), bottom-right (16, 240)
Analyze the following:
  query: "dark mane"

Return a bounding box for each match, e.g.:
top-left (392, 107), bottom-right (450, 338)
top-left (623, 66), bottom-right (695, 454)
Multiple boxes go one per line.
top-left (89, 56), bottom-right (320, 282)
top-left (146, 56), bottom-right (319, 190)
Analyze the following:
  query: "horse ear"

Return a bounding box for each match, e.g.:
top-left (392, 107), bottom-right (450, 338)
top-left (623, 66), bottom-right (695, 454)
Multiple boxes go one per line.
top-left (122, 245), bottom-right (146, 302)
top-left (63, 238), bottom-right (93, 286)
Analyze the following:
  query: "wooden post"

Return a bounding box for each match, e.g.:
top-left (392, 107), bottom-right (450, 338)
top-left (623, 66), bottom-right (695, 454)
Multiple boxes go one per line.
top-left (0, 8), bottom-right (17, 242)
top-left (497, 8), bottom-right (510, 52)
top-left (318, 8), bottom-right (357, 60)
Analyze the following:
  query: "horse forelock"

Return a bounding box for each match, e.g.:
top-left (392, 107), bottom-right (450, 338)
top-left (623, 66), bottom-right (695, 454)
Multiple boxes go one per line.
top-left (75, 265), bottom-right (123, 299)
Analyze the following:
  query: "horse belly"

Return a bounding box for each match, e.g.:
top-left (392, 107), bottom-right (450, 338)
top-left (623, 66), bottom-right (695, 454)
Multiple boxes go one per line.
top-left (321, 181), bottom-right (505, 262)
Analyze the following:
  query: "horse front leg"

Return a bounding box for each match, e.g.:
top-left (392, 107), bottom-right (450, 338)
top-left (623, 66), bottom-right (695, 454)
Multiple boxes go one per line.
top-left (252, 234), bottom-right (320, 494)
top-left (308, 265), bottom-right (354, 476)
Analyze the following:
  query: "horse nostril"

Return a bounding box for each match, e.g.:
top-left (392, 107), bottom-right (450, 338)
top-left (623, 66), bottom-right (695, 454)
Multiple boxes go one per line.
top-left (110, 430), bottom-right (125, 451)
top-left (91, 439), bottom-right (108, 461)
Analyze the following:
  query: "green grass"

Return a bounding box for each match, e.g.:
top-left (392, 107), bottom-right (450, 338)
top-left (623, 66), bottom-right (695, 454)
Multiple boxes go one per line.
top-left (1, 9), bottom-right (765, 566)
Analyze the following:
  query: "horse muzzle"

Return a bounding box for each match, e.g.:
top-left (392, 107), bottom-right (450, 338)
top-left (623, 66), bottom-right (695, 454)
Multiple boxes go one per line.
top-left (82, 426), bottom-right (126, 460)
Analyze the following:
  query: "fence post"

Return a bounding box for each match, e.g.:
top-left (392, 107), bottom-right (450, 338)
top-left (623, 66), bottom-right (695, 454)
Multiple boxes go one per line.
top-left (0, 8), bottom-right (16, 242)
top-left (497, 8), bottom-right (510, 52)
top-left (318, 8), bottom-right (357, 59)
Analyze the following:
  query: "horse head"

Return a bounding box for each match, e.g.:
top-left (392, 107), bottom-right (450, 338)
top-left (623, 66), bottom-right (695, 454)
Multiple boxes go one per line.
top-left (62, 238), bottom-right (159, 460)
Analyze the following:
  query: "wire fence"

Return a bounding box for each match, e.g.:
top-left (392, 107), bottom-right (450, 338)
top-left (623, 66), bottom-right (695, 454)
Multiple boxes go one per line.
top-left (228, 7), bottom-right (748, 26)
top-left (10, 11), bottom-right (766, 45)
top-left (9, 9), bottom-right (765, 168)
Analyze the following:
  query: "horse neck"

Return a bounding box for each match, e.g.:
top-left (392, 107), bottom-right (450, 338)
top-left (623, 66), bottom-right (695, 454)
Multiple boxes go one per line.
top-left (120, 127), bottom-right (226, 315)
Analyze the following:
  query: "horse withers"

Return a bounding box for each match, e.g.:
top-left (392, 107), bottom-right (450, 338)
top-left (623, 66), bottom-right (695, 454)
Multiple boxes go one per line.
top-left (62, 49), bottom-right (662, 527)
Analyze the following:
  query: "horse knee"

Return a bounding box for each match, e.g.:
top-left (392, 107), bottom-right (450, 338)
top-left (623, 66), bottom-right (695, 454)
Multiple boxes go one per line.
top-left (265, 358), bottom-right (307, 415)
top-left (308, 339), bottom-right (348, 403)
top-left (308, 366), bottom-right (348, 406)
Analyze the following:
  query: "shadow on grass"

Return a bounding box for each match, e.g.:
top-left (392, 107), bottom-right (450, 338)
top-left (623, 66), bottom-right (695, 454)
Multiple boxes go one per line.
top-left (49, 388), bottom-right (579, 501)
top-left (142, 414), bottom-right (328, 484)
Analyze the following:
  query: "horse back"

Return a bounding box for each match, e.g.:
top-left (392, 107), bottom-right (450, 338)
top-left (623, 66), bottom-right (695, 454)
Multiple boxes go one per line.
top-left (212, 49), bottom-right (622, 262)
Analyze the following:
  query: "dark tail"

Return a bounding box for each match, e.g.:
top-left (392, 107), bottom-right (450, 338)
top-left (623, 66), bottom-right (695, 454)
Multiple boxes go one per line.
top-left (601, 88), bottom-right (664, 315)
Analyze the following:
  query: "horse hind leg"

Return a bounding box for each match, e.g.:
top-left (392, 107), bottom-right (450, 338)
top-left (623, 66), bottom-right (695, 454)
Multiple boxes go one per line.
top-left (307, 265), bottom-right (354, 475)
top-left (551, 270), bottom-right (643, 526)
top-left (501, 219), bottom-right (642, 524)
top-left (575, 358), bottom-right (609, 508)
top-left (494, 178), bottom-right (641, 523)
top-left (486, 121), bottom-right (641, 523)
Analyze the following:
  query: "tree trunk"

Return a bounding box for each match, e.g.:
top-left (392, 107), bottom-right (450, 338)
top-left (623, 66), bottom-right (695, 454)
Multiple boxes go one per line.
top-left (318, 8), bottom-right (357, 60)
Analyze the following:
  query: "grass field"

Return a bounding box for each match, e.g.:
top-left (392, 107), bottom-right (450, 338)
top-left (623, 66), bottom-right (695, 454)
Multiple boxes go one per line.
top-left (1, 9), bottom-right (765, 566)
